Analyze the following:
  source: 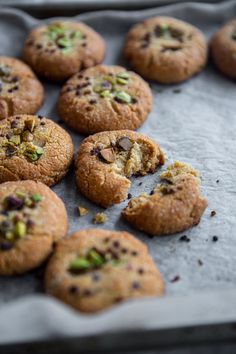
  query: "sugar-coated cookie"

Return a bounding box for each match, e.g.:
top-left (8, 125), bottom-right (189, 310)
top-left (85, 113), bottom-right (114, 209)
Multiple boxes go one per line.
top-left (23, 21), bottom-right (106, 81)
top-left (122, 161), bottom-right (207, 235)
top-left (0, 180), bottom-right (67, 275)
top-left (0, 56), bottom-right (43, 119)
top-left (0, 114), bottom-right (73, 186)
top-left (45, 229), bottom-right (164, 313)
top-left (75, 130), bottom-right (164, 207)
top-left (58, 65), bottom-right (152, 134)
top-left (124, 16), bottom-right (207, 84)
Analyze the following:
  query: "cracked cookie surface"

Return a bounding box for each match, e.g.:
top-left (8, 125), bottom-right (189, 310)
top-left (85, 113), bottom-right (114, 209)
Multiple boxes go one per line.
top-left (45, 229), bottom-right (164, 313)
top-left (0, 56), bottom-right (43, 119)
top-left (0, 114), bottom-right (73, 186)
top-left (23, 21), bottom-right (106, 82)
top-left (0, 180), bottom-right (68, 275)
top-left (124, 16), bottom-right (207, 84)
top-left (122, 161), bottom-right (208, 235)
top-left (58, 65), bottom-right (152, 134)
top-left (211, 20), bottom-right (236, 79)
top-left (75, 130), bottom-right (164, 207)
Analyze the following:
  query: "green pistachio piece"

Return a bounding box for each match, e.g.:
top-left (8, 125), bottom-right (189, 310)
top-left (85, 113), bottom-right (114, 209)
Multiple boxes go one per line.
top-left (88, 249), bottom-right (105, 266)
top-left (70, 30), bottom-right (82, 39)
top-left (16, 191), bottom-right (26, 199)
top-left (114, 91), bottom-right (132, 104)
top-left (5, 231), bottom-right (14, 241)
top-left (31, 193), bottom-right (42, 202)
top-left (116, 72), bottom-right (129, 80)
top-left (69, 257), bottom-right (91, 271)
top-left (15, 221), bottom-right (26, 238)
top-left (57, 38), bottom-right (71, 48)
top-left (93, 85), bottom-right (103, 93)
top-left (47, 24), bottom-right (64, 39)
top-left (24, 197), bottom-right (33, 207)
top-left (9, 135), bottom-right (21, 145)
top-left (24, 118), bottom-right (35, 133)
top-left (0, 65), bottom-right (11, 77)
top-left (116, 77), bottom-right (129, 85)
top-left (22, 130), bottom-right (33, 142)
top-left (24, 150), bottom-right (40, 162)
top-left (100, 90), bottom-right (111, 98)
top-left (36, 147), bottom-right (44, 155)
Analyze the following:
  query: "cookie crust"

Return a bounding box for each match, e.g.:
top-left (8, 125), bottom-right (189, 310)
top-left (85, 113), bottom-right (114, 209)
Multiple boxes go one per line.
top-left (211, 20), bottom-right (236, 79)
top-left (124, 16), bottom-right (207, 84)
top-left (0, 56), bottom-right (44, 119)
top-left (0, 114), bottom-right (74, 186)
top-left (58, 65), bottom-right (152, 134)
top-left (0, 180), bottom-right (68, 275)
top-left (23, 21), bottom-right (106, 82)
top-left (122, 161), bottom-right (208, 235)
top-left (45, 229), bottom-right (164, 313)
top-left (75, 130), bottom-right (164, 207)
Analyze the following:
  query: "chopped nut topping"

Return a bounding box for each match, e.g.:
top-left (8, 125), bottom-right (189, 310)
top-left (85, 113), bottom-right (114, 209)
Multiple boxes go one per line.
top-left (92, 212), bottom-right (107, 224)
top-left (99, 148), bottom-right (115, 163)
top-left (116, 137), bottom-right (133, 151)
top-left (77, 206), bottom-right (88, 217)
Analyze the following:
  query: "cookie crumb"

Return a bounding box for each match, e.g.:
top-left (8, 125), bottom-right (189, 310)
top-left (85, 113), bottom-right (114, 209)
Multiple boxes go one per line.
top-left (127, 193), bottom-right (132, 199)
top-left (77, 206), bottom-right (88, 217)
top-left (93, 212), bottom-right (107, 224)
top-left (170, 275), bottom-right (180, 283)
top-left (198, 259), bottom-right (203, 266)
top-left (210, 210), bottom-right (216, 217)
top-left (216, 179), bottom-right (219, 183)
top-left (212, 236), bottom-right (218, 242)
top-left (173, 88), bottom-right (181, 94)
top-left (179, 235), bottom-right (190, 242)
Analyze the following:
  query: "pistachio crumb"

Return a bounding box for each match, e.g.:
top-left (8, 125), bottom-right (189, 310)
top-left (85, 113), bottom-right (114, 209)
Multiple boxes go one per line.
top-left (77, 206), bottom-right (89, 217)
top-left (93, 212), bottom-right (107, 224)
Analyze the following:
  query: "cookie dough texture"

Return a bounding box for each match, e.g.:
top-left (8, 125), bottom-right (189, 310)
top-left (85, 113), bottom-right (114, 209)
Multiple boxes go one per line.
top-left (0, 56), bottom-right (43, 119)
top-left (0, 114), bottom-right (73, 186)
top-left (45, 229), bottom-right (164, 313)
top-left (0, 180), bottom-right (68, 275)
top-left (58, 65), bottom-right (152, 134)
top-left (23, 21), bottom-right (106, 82)
top-left (124, 16), bottom-right (207, 84)
top-left (211, 20), bottom-right (236, 79)
top-left (122, 161), bottom-right (208, 235)
top-left (75, 130), bottom-right (164, 207)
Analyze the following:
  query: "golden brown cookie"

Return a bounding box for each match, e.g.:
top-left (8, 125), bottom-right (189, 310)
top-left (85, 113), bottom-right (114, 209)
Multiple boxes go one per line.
top-left (23, 21), bottom-right (106, 82)
top-left (0, 56), bottom-right (43, 119)
top-left (211, 20), bottom-right (236, 79)
top-left (45, 229), bottom-right (164, 313)
top-left (122, 161), bottom-right (208, 235)
top-left (0, 180), bottom-right (68, 275)
top-left (0, 114), bottom-right (73, 186)
top-left (124, 16), bottom-right (207, 84)
top-left (57, 65), bottom-right (152, 134)
top-left (75, 130), bottom-right (164, 207)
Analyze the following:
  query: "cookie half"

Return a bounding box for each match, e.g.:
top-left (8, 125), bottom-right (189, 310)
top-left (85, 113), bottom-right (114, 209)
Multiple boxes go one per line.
top-left (0, 56), bottom-right (44, 119)
top-left (23, 21), bottom-right (106, 82)
top-left (45, 229), bottom-right (164, 313)
top-left (124, 16), bottom-right (207, 84)
top-left (0, 114), bottom-right (74, 186)
top-left (122, 161), bottom-right (208, 235)
top-left (211, 20), bottom-right (236, 79)
top-left (75, 130), bottom-right (164, 207)
top-left (0, 180), bottom-right (67, 275)
top-left (58, 65), bottom-right (152, 134)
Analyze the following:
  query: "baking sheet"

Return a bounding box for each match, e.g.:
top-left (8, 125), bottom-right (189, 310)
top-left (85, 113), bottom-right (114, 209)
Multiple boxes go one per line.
top-left (0, 0), bottom-right (236, 345)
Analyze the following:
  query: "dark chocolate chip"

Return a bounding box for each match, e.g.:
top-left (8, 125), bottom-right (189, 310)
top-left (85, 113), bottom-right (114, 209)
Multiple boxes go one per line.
top-left (131, 251), bottom-right (138, 256)
top-left (68, 285), bottom-right (79, 294)
top-left (138, 268), bottom-right (144, 275)
top-left (198, 259), bottom-right (203, 266)
top-left (0, 242), bottom-right (13, 251)
top-left (132, 281), bottom-right (140, 289)
top-left (170, 275), bottom-right (180, 283)
top-left (212, 236), bottom-right (218, 242)
top-left (92, 273), bottom-right (100, 282)
top-left (113, 241), bottom-right (120, 248)
top-left (210, 210), bottom-right (216, 217)
top-left (83, 289), bottom-right (92, 296)
top-left (127, 193), bottom-right (132, 199)
top-left (179, 235), bottom-right (190, 243)
top-left (117, 137), bottom-right (133, 151)
top-left (10, 120), bottom-right (18, 128)
top-left (36, 44), bottom-right (43, 50)
top-left (89, 99), bottom-right (97, 105)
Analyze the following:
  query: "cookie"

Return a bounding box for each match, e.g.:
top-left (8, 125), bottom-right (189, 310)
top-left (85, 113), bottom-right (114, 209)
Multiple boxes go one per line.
top-left (23, 21), bottom-right (106, 82)
top-left (0, 180), bottom-right (67, 275)
top-left (0, 114), bottom-right (73, 186)
top-left (58, 65), bottom-right (152, 134)
top-left (211, 20), bottom-right (236, 79)
top-left (45, 229), bottom-right (164, 313)
top-left (122, 161), bottom-right (207, 235)
top-left (0, 56), bottom-right (43, 119)
top-left (75, 130), bottom-right (164, 207)
top-left (124, 16), bottom-right (207, 84)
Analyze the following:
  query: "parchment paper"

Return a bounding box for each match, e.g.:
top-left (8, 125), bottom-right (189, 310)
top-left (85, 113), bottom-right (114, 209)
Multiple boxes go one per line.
top-left (0, 0), bottom-right (236, 344)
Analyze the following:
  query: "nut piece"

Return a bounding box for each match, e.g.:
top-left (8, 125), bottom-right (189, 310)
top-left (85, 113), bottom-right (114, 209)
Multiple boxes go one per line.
top-left (99, 148), bottom-right (115, 163)
top-left (117, 137), bottom-right (133, 151)
top-left (77, 206), bottom-right (89, 217)
top-left (92, 212), bottom-right (107, 224)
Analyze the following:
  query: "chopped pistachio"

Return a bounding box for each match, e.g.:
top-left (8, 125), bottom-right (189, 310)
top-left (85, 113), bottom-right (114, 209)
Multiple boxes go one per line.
top-left (114, 91), bottom-right (132, 104)
top-left (24, 118), bottom-right (35, 132)
top-left (16, 191), bottom-right (26, 199)
top-left (92, 212), bottom-right (107, 224)
top-left (70, 30), bottom-right (82, 39)
top-left (22, 130), bottom-right (33, 142)
top-left (77, 206), bottom-right (88, 217)
top-left (100, 90), bottom-right (111, 98)
top-left (69, 257), bottom-right (91, 271)
top-left (116, 137), bottom-right (133, 151)
top-left (0, 65), bottom-right (11, 77)
top-left (116, 72), bottom-right (129, 80)
top-left (15, 221), bottom-right (26, 238)
top-left (5, 231), bottom-right (14, 241)
top-left (31, 193), bottom-right (42, 202)
top-left (88, 249), bottom-right (105, 266)
top-left (9, 135), bottom-right (21, 145)
top-left (57, 37), bottom-right (71, 48)
top-left (116, 77), bottom-right (129, 85)
top-left (36, 146), bottom-right (44, 155)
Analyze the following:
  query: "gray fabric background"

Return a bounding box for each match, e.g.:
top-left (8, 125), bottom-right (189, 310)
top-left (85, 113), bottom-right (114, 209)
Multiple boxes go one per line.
top-left (0, 0), bottom-right (236, 345)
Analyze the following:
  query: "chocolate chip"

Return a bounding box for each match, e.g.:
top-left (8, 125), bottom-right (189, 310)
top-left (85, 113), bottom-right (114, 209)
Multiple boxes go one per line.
top-left (131, 97), bottom-right (138, 104)
top-left (121, 248), bottom-right (127, 254)
top-left (0, 242), bottom-right (13, 251)
top-left (212, 236), bottom-right (218, 242)
top-left (36, 44), bottom-right (43, 50)
top-left (113, 241), bottom-right (120, 248)
top-left (37, 115), bottom-right (43, 119)
top-left (210, 210), bottom-right (216, 217)
top-left (179, 235), bottom-right (190, 243)
top-left (170, 275), bottom-right (180, 283)
top-left (131, 251), bottom-right (138, 256)
top-left (138, 182), bottom-right (142, 186)
top-left (104, 237), bottom-right (109, 244)
top-left (173, 88), bottom-right (181, 94)
top-left (83, 289), bottom-right (92, 296)
top-left (68, 285), bottom-right (79, 294)
top-left (83, 89), bottom-right (91, 95)
top-left (138, 268), bottom-right (144, 275)
top-left (116, 137), bottom-right (133, 151)
top-left (10, 120), bottom-right (17, 128)
top-left (5, 147), bottom-right (16, 157)
top-left (132, 281), bottom-right (140, 289)
top-left (99, 148), bottom-right (115, 163)
top-left (142, 32), bottom-right (151, 42)
top-left (127, 193), bottom-right (132, 199)
top-left (216, 180), bottom-right (219, 183)
top-left (40, 122), bottom-right (46, 126)
top-left (82, 43), bottom-right (87, 47)
top-left (90, 147), bottom-right (100, 156)
top-left (89, 99), bottom-right (97, 105)
top-left (4, 196), bottom-right (24, 211)
top-left (198, 259), bottom-right (203, 266)
top-left (149, 190), bottom-right (154, 195)
top-left (92, 273), bottom-right (100, 282)
top-left (140, 43), bottom-right (149, 49)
